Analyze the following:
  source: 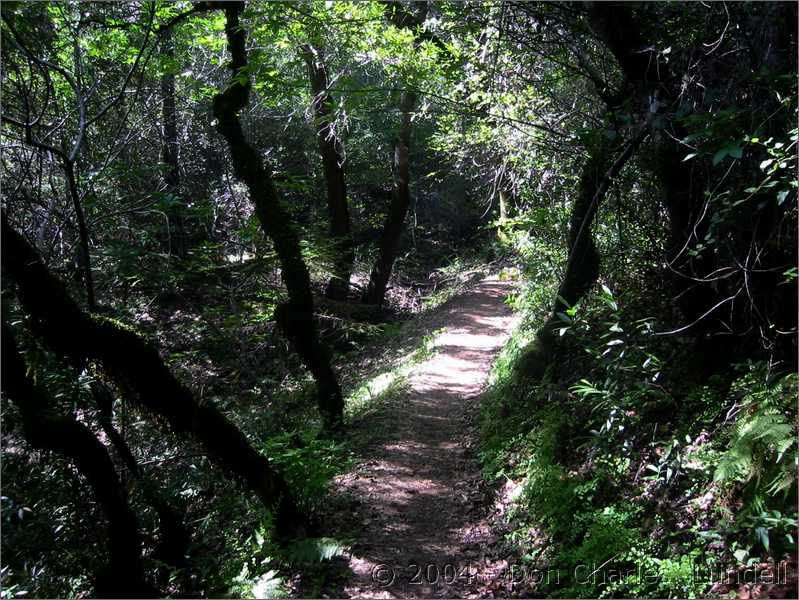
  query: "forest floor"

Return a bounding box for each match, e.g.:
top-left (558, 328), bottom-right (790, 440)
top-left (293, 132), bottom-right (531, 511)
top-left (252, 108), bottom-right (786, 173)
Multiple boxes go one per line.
top-left (300, 276), bottom-right (523, 598)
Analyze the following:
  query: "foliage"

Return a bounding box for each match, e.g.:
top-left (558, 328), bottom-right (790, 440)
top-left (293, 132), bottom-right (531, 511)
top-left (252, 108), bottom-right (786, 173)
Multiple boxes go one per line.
top-left (481, 283), bottom-right (796, 597)
top-left (711, 366), bottom-right (798, 559)
top-left (261, 434), bottom-right (352, 514)
top-left (1, 0), bottom-right (796, 597)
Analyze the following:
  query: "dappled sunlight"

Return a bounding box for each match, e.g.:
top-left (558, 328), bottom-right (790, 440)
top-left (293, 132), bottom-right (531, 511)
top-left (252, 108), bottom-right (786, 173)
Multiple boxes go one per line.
top-left (332, 277), bottom-right (521, 597)
top-left (4, 1), bottom-right (789, 596)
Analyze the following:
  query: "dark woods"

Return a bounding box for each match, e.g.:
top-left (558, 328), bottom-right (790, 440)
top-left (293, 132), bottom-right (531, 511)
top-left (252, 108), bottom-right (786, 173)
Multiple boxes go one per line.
top-left (1, 1), bottom-right (796, 597)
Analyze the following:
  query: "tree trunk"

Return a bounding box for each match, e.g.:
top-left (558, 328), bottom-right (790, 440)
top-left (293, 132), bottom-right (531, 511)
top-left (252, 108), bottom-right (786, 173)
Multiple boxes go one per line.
top-left (497, 188), bottom-right (510, 242)
top-left (358, 1), bottom-right (430, 307)
top-left (301, 43), bottom-right (354, 301)
top-left (160, 29), bottom-right (186, 258)
top-left (362, 90), bottom-right (416, 306)
top-left (552, 138), bottom-right (612, 310)
top-left (1, 326), bottom-right (154, 598)
top-left (543, 128), bottom-right (646, 335)
top-left (91, 382), bottom-right (190, 578)
top-left (211, 3), bottom-right (343, 429)
top-left (64, 159), bottom-right (96, 311)
top-left (1, 215), bottom-right (303, 535)
top-left (584, 2), bottom-right (722, 337)
top-left (517, 126), bottom-right (648, 379)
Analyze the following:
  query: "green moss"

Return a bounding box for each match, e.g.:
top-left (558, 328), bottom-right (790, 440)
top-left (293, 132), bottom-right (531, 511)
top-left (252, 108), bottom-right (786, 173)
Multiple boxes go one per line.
top-left (90, 313), bottom-right (143, 338)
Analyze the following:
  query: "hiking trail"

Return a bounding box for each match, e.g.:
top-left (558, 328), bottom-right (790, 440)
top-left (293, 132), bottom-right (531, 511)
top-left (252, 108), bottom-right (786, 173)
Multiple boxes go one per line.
top-left (312, 276), bottom-right (521, 598)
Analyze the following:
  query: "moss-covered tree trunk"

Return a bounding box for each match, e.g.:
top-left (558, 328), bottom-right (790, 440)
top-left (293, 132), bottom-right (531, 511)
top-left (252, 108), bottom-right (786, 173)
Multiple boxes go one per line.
top-left (549, 133), bottom-right (645, 338)
top-left (211, 3), bottom-right (343, 429)
top-left (1, 215), bottom-right (302, 535)
top-left (519, 126), bottom-right (648, 378)
top-left (301, 43), bottom-right (354, 301)
top-left (551, 138), bottom-right (612, 312)
top-left (553, 127), bottom-right (649, 312)
top-left (362, 90), bottom-right (416, 306)
top-left (1, 326), bottom-right (154, 598)
top-left (361, 1), bottom-right (430, 307)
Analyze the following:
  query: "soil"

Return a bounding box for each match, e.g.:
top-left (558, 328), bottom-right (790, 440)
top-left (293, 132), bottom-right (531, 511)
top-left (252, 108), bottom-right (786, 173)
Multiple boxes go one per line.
top-left (303, 276), bottom-right (522, 598)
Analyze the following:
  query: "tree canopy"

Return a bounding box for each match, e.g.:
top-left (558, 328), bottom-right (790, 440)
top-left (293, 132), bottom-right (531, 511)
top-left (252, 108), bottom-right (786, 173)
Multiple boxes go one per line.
top-left (1, 1), bottom-right (796, 598)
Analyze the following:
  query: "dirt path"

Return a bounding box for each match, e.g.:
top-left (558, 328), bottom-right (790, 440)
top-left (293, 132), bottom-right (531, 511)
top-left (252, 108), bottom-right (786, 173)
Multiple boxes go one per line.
top-left (312, 276), bottom-right (520, 598)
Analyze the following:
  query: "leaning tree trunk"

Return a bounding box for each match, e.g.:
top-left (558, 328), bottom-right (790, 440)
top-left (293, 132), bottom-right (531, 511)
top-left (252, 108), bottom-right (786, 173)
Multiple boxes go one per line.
top-left (518, 126), bottom-right (648, 378)
top-left (90, 381), bottom-right (190, 578)
top-left (160, 28), bottom-right (186, 258)
top-left (550, 126), bottom-right (649, 317)
top-left (584, 1), bottom-right (728, 360)
top-left (1, 216), bottom-right (302, 535)
top-left (211, 3), bottom-right (343, 429)
top-left (549, 139), bottom-right (613, 309)
top-left (301, 43), bottom-right (354, 301)
top-left (1, 326), bottom-right (154, 598)
top-left (362, 90), bottom-right (416, 306)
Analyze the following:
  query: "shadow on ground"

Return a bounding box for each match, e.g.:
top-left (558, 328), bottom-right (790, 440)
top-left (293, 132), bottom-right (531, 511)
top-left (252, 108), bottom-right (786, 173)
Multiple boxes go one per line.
top-left (298, 278), bottom-right (520, 599)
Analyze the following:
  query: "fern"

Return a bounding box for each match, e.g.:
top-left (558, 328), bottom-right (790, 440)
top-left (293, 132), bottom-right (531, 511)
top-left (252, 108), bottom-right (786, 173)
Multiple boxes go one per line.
top-left (710, 368), bottom-right (798, 557)
top-left (715, 412), bottom-right (794, 484)
top-left (714, 369), bottom-right (797, 504)
top-left (283, 537), bottom-right (347, 565)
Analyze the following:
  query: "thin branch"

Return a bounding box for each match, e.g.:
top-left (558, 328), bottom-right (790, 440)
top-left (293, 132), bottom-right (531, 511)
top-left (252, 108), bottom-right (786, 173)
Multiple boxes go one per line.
top-left (655, 290), bottom-right (741, 336)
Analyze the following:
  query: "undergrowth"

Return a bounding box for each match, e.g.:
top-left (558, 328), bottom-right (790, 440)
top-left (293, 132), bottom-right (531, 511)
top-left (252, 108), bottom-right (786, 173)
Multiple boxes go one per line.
top-left (479, 230), bottom-right (797, 598)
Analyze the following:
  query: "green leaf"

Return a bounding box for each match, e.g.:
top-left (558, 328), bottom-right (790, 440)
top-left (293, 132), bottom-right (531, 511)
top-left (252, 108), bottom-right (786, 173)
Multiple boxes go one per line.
top-left (713, 143), bottom-right (742, 166)
top-left (733, 548), bottom-right (748, 562)
top-left (755, 527), bottom-right (770, 551)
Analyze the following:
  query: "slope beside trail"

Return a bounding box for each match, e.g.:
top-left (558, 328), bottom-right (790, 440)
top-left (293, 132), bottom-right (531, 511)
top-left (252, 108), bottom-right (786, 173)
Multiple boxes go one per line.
top-left (308, 276), bottom-right (521, 598)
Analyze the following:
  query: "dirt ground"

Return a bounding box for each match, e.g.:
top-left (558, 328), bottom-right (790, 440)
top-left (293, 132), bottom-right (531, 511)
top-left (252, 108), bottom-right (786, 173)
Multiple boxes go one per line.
top-left (304, 276), bottom-right (521, 598)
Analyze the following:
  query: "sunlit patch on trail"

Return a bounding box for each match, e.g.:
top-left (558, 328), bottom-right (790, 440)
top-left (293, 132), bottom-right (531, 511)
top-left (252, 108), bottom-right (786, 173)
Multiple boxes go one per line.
top-left (328, 276), bottom-right (521, 598)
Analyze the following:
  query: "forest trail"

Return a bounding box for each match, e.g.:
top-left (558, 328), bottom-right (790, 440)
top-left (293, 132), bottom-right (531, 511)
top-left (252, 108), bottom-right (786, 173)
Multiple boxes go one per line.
top-left (318, 276), bottom-right (520, 598)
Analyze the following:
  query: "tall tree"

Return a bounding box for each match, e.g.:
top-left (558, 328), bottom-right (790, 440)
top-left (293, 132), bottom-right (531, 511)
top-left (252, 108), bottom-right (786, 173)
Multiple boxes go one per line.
top-left (211, 2), bottom-right (344, 429)
top-left (301, 42), bottom-right (354, 301)
top-left (362, 1), bottom-right (428, 306)
top-left (363, 89), bottom-right (416, 305)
